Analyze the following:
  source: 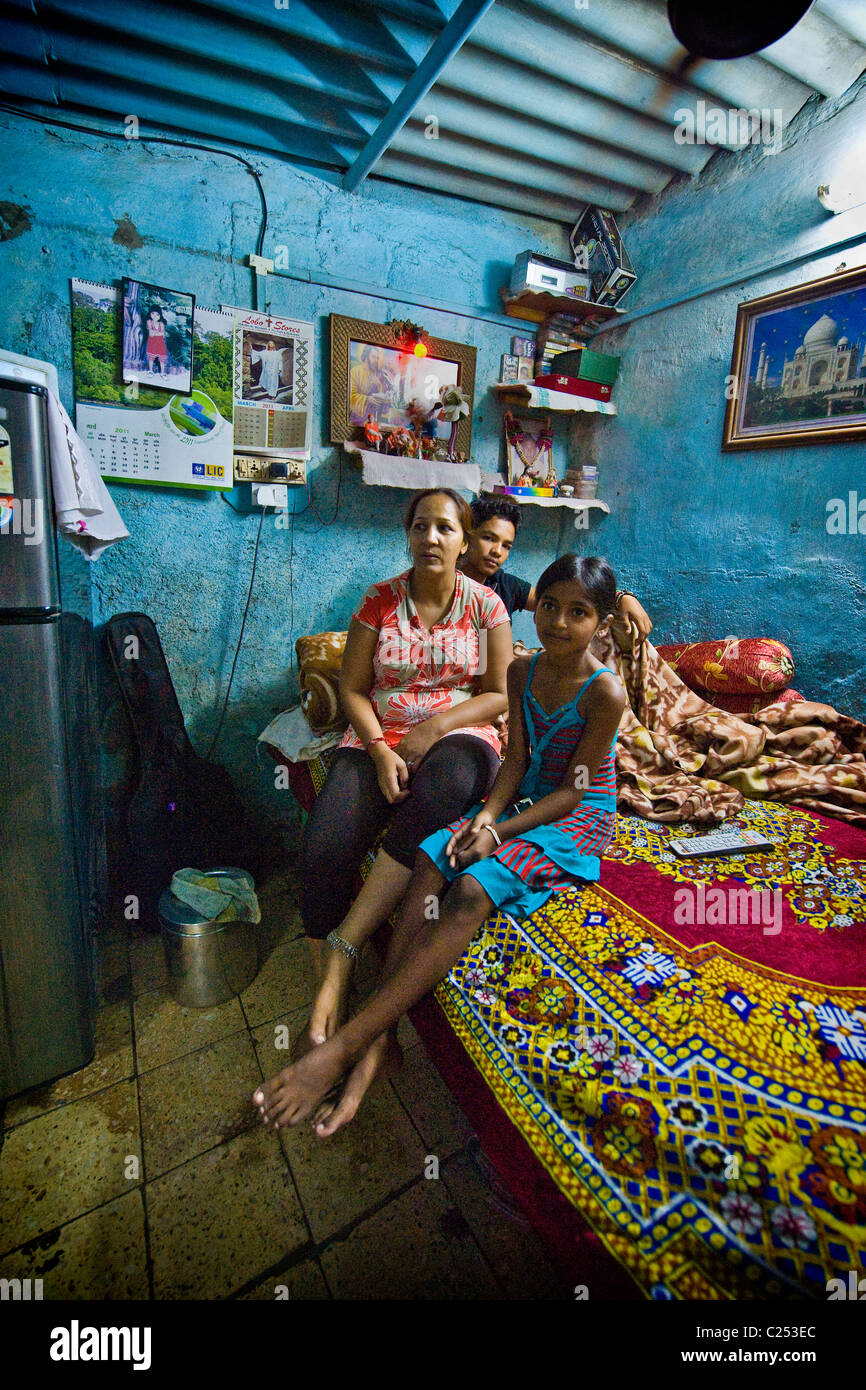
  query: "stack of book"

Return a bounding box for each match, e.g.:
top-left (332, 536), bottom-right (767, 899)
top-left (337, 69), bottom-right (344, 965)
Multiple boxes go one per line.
top-left (533, 315), bottom-right (591, 376)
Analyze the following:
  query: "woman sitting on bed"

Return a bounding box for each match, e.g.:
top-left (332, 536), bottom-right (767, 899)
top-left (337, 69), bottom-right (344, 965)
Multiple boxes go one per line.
top-left (294, 487), bottom-right (513, 1053)
top-left (255, 554), bottom-right (627, 1137)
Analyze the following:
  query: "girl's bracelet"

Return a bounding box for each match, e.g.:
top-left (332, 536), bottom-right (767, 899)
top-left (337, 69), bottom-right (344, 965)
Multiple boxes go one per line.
top-left (615, 590), bottom-right (636, 605)
top-left (365, 735), bottom-right (387, 754)
top-left (480, 823), bottom-right (501, 847)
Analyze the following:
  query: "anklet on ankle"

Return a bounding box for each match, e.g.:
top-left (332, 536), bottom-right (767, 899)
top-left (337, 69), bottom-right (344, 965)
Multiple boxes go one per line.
top-left (326, 930), bottom-right (360, 961)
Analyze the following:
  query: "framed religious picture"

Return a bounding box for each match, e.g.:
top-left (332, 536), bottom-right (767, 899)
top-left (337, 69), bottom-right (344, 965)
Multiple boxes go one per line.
top-left (722, 264), bottom-right (866, 450)
top-left (504, 411), bottom-right (555, 485)
top-left (330, 314), bottom-right (476, 455)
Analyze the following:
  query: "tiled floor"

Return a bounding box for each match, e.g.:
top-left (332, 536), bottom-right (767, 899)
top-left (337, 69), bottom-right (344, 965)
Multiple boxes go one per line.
top-left (0, 875), bottom-right (567, 1300)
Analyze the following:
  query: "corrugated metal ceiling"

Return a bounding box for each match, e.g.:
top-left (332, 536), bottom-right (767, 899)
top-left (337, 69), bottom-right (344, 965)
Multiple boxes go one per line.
top-left (2, 0), bottom-right (865, 224)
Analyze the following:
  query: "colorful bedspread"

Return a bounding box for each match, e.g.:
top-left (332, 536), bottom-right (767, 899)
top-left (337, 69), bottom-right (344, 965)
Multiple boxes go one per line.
top-left (432, 799), bottom-right (866, 1300)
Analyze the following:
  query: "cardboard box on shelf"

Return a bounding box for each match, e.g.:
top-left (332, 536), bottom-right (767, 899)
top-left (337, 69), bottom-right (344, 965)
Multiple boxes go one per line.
top-left (532, 374), bottom-right (613, 401)
top-left (570, 206), bottom-right (636, 308)
top-left (510, 251), bottom-right (591, 299)
top-left (546, 347), bottom-right (620, 385)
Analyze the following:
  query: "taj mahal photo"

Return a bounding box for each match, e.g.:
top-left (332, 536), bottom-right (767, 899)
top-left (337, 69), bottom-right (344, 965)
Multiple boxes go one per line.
top-left (777, 313), bottom-right (861, 398)
top-left (737, 280), bottom-right (866, 438)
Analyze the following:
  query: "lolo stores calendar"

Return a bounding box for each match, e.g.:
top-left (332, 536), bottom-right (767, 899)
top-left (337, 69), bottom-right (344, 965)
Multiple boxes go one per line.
top-left (71, 278), bottom-right (233, 489)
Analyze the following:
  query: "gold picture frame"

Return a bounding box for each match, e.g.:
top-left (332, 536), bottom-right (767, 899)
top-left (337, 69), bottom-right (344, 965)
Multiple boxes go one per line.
top-left (330, 313), bottom-right (476, 454)
top-left (722, 264), bottom-right (866, 451)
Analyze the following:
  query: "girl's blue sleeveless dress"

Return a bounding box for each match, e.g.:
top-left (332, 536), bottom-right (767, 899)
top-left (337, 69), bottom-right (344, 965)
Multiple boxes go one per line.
top-left (419, 656), bottom-right (618, 921)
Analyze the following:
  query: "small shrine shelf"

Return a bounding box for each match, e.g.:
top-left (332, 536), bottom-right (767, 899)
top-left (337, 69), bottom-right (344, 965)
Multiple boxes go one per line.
top-left (491, 382), bottom-right (617, 416)
top-left (343, 442), bottom-right (481, 492)
top-left (479, 473), bottom-right (609, 529)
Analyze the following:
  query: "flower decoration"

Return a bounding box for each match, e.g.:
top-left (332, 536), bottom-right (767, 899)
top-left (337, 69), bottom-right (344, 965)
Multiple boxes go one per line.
top-left (687, 1138), bottom-right (732, 1178)
top-left (437, 383), bottom-right (472, 456)
top-left (667, 1098), bottom-right (707, 1131)
top-left (585, 1032), bottom-right (616, 1063)
top-left (719, 1191), bottom-right (763, 1239)
top-left (547, 1039), bottom-right (580, 1068)
top-left (388, 317), bottom-right (430, 353)
top-left (613, 1054), bottom-right (644, 1086)
top-left (770, 1204), bottom-right (816, 1249)
top-left (498, 1022), bottom-right (530, 1050)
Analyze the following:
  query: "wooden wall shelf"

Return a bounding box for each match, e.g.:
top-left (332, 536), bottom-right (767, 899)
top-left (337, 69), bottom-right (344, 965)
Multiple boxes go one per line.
top-left (500, 288), bottom-right (624, 326)
top-left (491, 383), bottom-right (617, 415)
top-left (343, 442), bottom-right (481, 491)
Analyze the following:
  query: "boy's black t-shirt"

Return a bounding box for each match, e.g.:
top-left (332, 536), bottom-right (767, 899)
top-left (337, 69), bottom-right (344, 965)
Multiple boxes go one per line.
top-left (484, 568), bottom-right (532, 616)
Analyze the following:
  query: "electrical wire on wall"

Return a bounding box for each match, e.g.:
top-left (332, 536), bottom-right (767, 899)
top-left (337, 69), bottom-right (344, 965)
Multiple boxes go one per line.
top-left (205, 503), bottom-right (268, 760)
top-left (0, 103), bottom-right (268, 310)
top-left (0, 102), bottom-right (347, 759)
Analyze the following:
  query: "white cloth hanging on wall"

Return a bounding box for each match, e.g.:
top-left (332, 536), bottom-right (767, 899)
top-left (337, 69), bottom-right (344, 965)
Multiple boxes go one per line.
top-left (46, 392), bottom-right (129, 560)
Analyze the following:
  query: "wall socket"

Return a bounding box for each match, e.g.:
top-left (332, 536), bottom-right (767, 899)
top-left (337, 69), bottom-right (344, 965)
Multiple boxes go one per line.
top-left (233, 454), bottom-right (307, 484)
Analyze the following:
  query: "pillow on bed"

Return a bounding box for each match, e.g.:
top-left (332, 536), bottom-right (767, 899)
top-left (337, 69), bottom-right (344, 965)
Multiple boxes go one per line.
top-left (704, 687), bottom-right (805, 715)
top-left (295, 631), bottom-right (348, 734)
top-left (656, 638), bottom-right (794, 695)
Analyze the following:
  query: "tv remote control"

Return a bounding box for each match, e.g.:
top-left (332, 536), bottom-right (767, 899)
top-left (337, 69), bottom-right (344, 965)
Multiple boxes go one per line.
top-left (668, 830), bottom-right (776, 858)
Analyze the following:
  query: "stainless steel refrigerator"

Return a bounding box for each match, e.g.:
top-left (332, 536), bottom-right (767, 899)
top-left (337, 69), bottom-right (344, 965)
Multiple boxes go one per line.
top-left (0, 376), bottom-right (99, 1097)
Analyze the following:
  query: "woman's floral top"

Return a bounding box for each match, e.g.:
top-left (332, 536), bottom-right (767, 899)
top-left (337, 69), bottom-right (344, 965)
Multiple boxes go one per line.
top-left (339, 569), bottom-right (510, 756)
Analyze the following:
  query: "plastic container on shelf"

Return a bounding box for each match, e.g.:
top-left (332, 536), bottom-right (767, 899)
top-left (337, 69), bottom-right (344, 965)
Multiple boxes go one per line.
top-left (576, 464), bottom-right (598, 499)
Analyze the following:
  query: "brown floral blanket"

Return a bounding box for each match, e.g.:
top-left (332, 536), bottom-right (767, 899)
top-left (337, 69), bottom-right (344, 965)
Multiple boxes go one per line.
top-left (593, 618), bottom-right (866, 827)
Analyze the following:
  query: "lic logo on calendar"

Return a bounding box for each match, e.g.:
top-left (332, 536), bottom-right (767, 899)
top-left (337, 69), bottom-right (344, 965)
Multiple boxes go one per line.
top-left (168, 390), bottom-right (219, 437)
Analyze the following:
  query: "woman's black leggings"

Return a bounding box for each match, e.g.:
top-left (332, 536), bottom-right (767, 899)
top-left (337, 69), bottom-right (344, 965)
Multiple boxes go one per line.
top-left (300, 734), bottom-right (499, 940)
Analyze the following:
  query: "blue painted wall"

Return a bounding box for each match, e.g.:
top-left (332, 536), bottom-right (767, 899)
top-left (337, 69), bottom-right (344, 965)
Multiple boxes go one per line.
top-left (0, 113), bottom-right (583, 858)
top-left (3, 80), bottom-right (863, 867)
top-left (578, 78), bottom-right (866, 719)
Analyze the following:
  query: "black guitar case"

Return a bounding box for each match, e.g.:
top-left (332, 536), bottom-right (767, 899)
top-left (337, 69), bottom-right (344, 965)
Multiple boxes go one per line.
top-left (105, 612), bottom-right (258, 932)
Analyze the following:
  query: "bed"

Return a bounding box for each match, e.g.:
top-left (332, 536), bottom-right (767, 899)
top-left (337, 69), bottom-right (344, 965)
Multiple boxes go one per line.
top-left (266, 627), bottom-right (866, 1299)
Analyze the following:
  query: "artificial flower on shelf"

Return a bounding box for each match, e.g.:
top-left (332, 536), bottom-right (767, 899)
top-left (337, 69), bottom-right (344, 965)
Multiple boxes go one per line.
top-left (436, 383), bottom-right (471, 459)
top-left (388, 318), bottom-right (430, 356)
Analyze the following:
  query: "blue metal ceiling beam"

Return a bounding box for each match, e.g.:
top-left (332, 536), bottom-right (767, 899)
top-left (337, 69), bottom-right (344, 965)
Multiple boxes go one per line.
top-left (196, 0), bottom-right (418, 74)
top-left (3, 65), bottom-right (364, 168)
top-left (374, 151), bottom-right (584, 222)
top-left (28, 0), bottom-right (397, 113)
top-left (342, 0), bottom-right (496, 192)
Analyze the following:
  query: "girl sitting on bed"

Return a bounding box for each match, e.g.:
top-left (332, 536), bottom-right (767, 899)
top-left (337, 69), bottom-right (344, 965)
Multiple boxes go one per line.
top-left (253, 554), bottom-right (627, 1137)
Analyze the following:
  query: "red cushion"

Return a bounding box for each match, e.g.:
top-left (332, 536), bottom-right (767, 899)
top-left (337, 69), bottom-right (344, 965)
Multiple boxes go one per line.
top-left (702, 688), bottom-right (805, 715)
top-left (656, 638), bottom-right (794, 695)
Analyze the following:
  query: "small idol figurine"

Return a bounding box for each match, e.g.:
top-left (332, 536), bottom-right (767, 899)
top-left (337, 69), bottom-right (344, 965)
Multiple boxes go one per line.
top-left (364, 414), bottom-right (382, 451)
top-left (544, 464), bottom-right (558, 490)
top-left (388, 426), bottom-right (415, 456)
top-left (516, 469), bottom-right (534, 487)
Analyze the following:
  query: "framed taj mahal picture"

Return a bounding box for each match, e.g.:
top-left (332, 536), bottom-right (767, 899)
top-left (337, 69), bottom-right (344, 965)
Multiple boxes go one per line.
top-left (722, 264), bottom-right (866, 450)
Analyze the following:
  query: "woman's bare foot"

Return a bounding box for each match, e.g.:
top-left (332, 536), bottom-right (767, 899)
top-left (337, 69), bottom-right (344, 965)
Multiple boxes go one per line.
top-left (308, 1031), bottom-right (403, 1139)
top-left (291, 946), bottom-right (355, 1061)
top-left (253, 1034), bottom-right (351, 1129)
